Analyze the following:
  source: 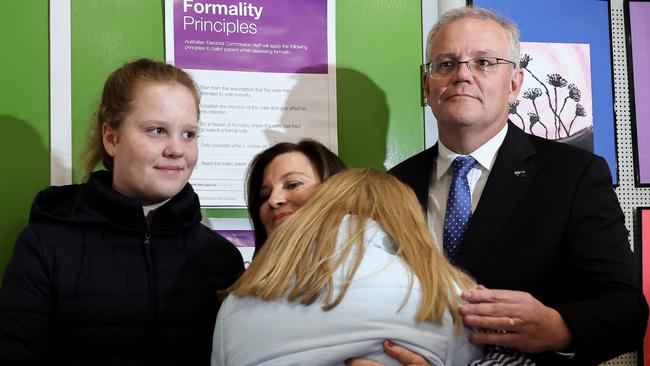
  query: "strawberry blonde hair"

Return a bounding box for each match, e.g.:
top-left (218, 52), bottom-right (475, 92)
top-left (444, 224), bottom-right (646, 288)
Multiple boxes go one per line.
top-left (230, 168), bottom-right (475, 332)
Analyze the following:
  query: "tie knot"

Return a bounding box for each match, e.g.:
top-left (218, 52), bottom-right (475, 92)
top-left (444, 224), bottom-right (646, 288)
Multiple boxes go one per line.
top-left (452, 155), bottom-right (476, 177)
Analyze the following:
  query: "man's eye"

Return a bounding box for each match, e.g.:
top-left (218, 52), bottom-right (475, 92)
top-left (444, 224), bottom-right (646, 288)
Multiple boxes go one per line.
top-left (475, 58), bottom-right (493, 67)
top-left (438, 61), bottom-right (454, 69)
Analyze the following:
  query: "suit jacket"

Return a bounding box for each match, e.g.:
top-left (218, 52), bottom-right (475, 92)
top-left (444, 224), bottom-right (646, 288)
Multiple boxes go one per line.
top-left (389, 122), bottom-right (648, 365)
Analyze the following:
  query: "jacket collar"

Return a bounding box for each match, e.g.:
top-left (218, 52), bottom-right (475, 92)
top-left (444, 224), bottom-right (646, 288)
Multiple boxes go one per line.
top-left (84, 170), bottom-right (201, 232)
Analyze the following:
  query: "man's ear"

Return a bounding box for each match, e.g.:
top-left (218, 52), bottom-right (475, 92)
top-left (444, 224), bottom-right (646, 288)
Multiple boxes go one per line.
top-left (508, 68), bottom-right (524, 103)
top-left (422, 69), bottom-right (431, 105)
top-left (102, 123), bottom-right (118, 157)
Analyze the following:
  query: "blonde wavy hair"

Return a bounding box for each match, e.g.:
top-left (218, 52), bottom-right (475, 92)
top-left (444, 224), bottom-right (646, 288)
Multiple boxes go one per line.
top-left (229, 168), bottom-right (475, 331)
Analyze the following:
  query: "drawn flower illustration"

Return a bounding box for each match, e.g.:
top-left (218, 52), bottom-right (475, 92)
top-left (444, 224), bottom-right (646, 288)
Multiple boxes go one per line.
top-left (519, 54), bottom-right (532, 68)
top-left (523, 88), bottom-right (543, 100)
top-left (568, 84), bottom-right (581, 102)
top-left (528, 112), bottom-right (549, 139)
top-left (509, 100), bottom-right (526, 131)
top-left (509, 99), bottom-right (520, 114)
top-left (567, 103), bottom-right (587, 134)
top-left (516, 45), bottom-right (591, 144)
top-left (547, 74), bottom-right (568, 88)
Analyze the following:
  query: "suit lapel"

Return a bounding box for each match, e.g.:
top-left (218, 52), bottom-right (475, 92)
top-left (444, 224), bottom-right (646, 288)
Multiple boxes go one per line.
top-left (456, 122), bottom-right (538, 273)
top-left (411, 145), bottom-right (438, 211)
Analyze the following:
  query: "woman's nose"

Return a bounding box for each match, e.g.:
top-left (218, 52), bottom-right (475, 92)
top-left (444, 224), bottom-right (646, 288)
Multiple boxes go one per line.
top-left (267, 189), bottom-right (286, 208)
top-left (163, 136), bottom-right (184, 158)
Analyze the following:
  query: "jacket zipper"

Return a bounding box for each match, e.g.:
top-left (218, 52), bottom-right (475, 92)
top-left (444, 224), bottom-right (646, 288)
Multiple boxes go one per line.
top-left (143, 232), bottom-right (158, 363)
top-left (143, 233), bottom-right (154, 266)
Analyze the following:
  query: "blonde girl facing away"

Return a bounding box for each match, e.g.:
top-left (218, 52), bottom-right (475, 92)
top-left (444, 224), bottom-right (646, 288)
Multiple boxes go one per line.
top-left (212, 168), bottom-right (482, 366)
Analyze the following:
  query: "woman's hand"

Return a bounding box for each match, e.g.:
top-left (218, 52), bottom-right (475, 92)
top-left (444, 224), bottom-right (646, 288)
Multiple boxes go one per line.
top-left (345, 340), bottom-right (431, 366)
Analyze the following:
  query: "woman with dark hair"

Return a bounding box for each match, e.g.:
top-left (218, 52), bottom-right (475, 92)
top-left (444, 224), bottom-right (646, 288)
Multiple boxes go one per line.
top-left (0, 58), bottom-right (244, 365)
top-left (245, 139), bottom-right (346, 252)
top-left (213, 169), bottom-right (482, 365)
top-left (234, 140), bottom-right (533, 366)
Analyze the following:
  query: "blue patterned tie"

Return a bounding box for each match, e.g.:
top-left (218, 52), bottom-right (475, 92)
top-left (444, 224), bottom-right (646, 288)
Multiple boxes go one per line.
top-left (443, 155), bottom-right (477, 263)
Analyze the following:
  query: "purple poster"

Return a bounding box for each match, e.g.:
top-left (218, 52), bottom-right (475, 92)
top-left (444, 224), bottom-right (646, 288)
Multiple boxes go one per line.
top-left (165, 0), bottom-right (337, 207)
top-left (172, 0), bottom-right (327, 74)
top-left (627, 1), bottom-right (650, 186)
top-left (204, 218), bottom-right (255, 267)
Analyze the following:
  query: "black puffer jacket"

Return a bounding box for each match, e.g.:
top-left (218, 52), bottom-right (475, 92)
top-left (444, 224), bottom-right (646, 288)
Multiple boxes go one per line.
top-left (0, 170), bottom-right (244, 365)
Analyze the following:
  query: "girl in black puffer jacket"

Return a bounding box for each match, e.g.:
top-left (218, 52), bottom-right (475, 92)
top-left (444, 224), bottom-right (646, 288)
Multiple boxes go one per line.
top-left (0, 59), bottom-right (244, 365)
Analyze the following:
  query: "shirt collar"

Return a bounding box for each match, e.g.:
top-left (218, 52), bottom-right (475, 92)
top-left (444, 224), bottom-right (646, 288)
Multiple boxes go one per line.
top-left (436, 123), bottom-right (508, 179)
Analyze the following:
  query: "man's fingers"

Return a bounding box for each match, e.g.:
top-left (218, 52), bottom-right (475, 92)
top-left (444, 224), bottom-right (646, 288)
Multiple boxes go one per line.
top-left (459, 301), bottom-right (519, 318)
top-left (461, 288), bottom-right (523, 304)
top-left (463, 314), bottom-right (519, 331)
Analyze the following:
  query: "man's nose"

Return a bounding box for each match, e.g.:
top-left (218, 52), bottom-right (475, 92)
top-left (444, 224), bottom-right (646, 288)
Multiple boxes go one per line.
top-left (452, 61), bottom-right (474, 81)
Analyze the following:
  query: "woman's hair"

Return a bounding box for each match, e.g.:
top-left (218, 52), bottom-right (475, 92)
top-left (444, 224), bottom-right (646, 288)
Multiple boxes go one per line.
top-left (81, 58), bottom-right (200, 177)
top-left (231, 168), bottom-right (475, 331)
top-left (245, 139), bottom-right (346, 251)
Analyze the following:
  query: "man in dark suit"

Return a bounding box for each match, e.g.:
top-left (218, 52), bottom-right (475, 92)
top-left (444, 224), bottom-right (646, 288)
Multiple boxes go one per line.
top-left (386, 6), bottom-right (647, 366)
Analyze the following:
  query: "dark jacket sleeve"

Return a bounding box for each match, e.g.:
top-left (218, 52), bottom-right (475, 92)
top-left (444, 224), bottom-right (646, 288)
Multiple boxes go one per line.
top-left (0, 226), bottom-right (53, 365)
top-left (192, 225), bottom-right (245, 293)
top-left (553, 156), bottom-right (648, 365)
top-left (210, 232), bottom-right (245, 291)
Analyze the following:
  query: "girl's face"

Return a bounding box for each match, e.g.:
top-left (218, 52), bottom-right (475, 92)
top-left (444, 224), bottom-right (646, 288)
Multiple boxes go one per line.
top-left (259, 152), bottom-right (321, 235)
top-left (103, 81), bottom-right (199, 205)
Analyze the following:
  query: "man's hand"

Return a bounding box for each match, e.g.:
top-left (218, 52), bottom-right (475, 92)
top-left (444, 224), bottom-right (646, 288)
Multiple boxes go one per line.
top-left (459, 286), bottom-right (573, 353)
top-left (344, 341), bottom-right (430, 366)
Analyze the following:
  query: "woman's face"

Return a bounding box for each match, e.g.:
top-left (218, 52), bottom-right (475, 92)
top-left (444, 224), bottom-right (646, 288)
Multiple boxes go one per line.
top-left (259, 152), bottom-right (321, 235)
top-left (102, 81), bottom-right (199, 205)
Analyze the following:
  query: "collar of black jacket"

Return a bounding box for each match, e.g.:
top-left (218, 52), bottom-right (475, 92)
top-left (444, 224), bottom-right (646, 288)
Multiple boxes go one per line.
top-left (85, 170), bottom-right (201, 232)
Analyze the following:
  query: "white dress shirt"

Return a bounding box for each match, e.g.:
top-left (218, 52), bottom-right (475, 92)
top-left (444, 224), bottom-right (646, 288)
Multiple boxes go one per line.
top-left (427, 124), bottom-right (508, 247)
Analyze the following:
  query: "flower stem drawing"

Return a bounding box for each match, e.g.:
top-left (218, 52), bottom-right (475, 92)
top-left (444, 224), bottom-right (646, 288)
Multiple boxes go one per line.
top-left (510, 53), bottom-right (588, 141)
top-left (508, 100), bottom-right (526, 132)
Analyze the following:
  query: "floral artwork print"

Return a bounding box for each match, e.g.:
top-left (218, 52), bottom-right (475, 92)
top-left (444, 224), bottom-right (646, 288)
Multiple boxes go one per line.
top-left (509, 42), bottom-right (594, 152)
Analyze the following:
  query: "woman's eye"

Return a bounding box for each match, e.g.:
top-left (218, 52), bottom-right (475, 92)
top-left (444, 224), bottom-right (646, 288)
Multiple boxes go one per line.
top-left (182, 130), bottom-right (196, 139)
top-left (149, 127), bottom-right (165, 136)
top-left (286, 181), bottom-right (302, 190)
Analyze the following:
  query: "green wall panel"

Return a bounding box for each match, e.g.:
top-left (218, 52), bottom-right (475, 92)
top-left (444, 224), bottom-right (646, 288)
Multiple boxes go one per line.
top-left (71, 0), bottom-right (166, 182)
top-left (0, 0), bottom-right (424, 277)
top-left (0, 1), bottom-right (50, 280)
top-left (336, 0), bottom-right (423, 170)
top-left (70, 0), bottom-right (423, 219)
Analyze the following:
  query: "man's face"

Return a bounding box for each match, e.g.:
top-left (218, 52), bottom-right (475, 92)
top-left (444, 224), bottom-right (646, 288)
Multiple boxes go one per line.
top-left (424, 18), bottom-right (523, 146)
